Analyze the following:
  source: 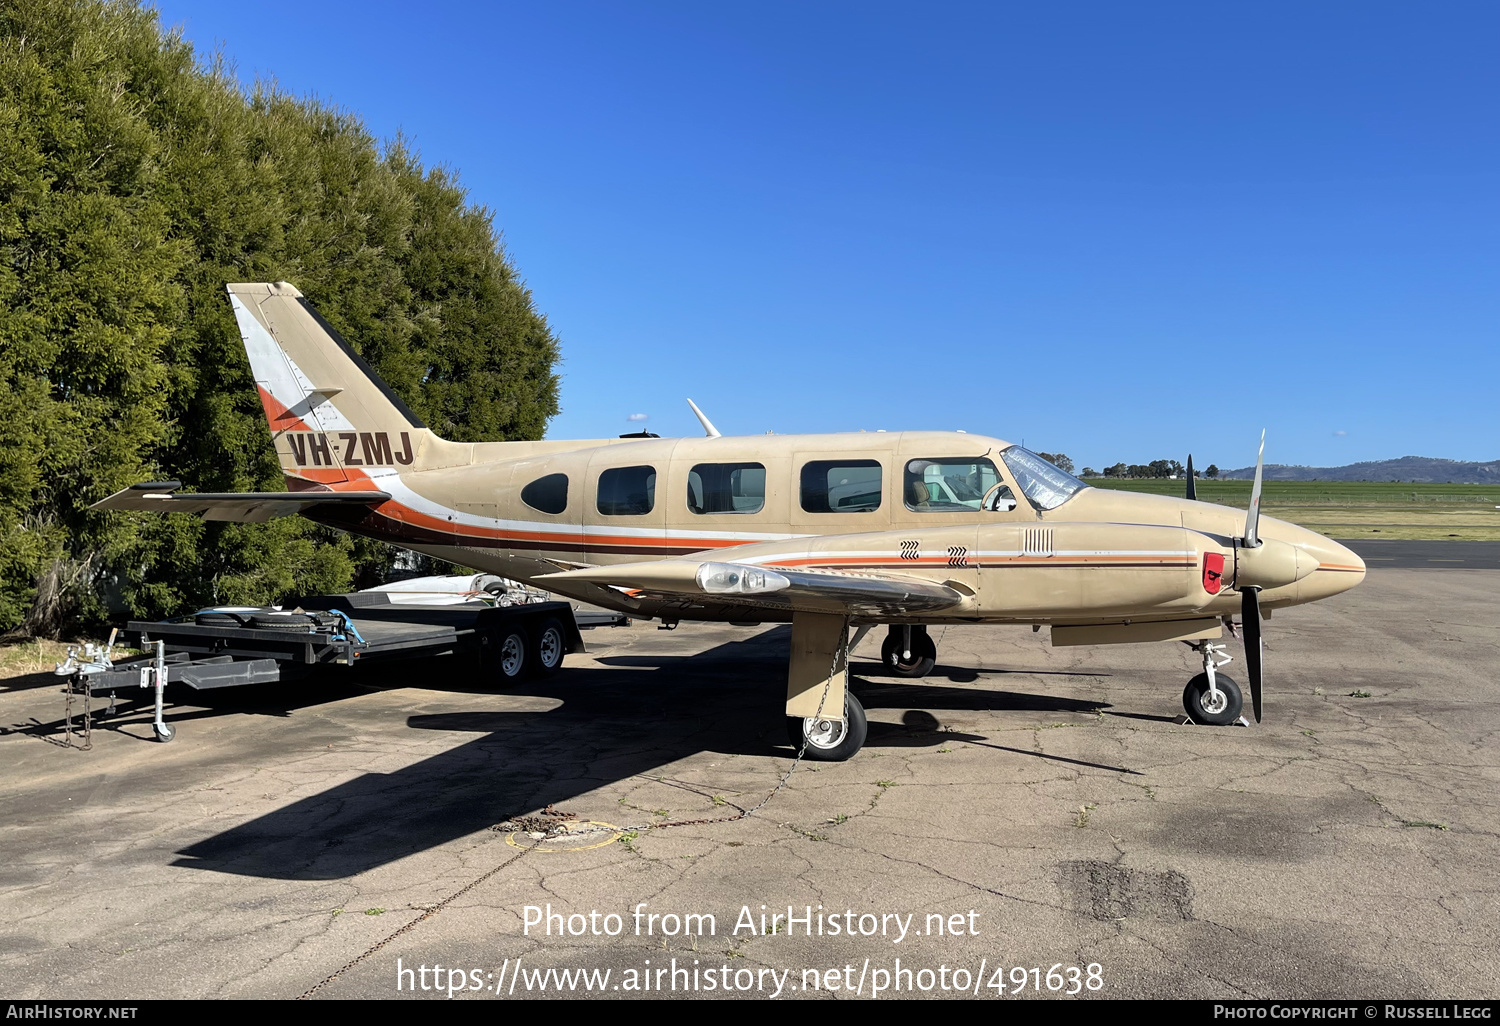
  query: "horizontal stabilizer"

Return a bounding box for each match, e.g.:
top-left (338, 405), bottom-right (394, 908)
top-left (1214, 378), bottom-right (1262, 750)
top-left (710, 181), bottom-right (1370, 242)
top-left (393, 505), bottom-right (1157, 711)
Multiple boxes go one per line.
top-left (540, 559), bottom-right (965, 617)
top-left (92, 483), bottom-right (389, 523)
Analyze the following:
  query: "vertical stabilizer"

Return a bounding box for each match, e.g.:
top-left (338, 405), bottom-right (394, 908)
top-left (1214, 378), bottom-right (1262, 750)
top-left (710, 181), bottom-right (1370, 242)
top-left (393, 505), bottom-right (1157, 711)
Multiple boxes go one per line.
top-left (227, 283), bottom-right (449, 486)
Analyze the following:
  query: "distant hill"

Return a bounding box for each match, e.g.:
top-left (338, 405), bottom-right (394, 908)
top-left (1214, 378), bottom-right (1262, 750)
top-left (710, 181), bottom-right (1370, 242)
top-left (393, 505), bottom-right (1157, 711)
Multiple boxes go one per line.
top-left (1220, 456), bottom-right (1500, 484)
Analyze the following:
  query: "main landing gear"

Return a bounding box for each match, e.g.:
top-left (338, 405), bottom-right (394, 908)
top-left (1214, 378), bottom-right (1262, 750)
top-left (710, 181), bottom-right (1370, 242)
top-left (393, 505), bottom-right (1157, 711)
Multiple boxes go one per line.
top-left (1181, 639), bottom-right (1245, 725)
top-left (786, 691), bottom-right (868, 762)
top-left (881, 625), bottom-right (936, 678)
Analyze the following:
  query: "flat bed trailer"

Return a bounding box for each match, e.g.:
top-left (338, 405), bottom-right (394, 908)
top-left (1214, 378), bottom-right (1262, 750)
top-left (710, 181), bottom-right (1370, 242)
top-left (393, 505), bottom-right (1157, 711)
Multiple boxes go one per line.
top-left (54, 595), bottom-right (628, 743)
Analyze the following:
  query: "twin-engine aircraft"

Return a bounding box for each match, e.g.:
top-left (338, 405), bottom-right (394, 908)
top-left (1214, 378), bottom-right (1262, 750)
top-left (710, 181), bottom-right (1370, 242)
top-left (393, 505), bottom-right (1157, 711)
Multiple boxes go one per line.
top-left (96, 282), bottom-right (1366, 760)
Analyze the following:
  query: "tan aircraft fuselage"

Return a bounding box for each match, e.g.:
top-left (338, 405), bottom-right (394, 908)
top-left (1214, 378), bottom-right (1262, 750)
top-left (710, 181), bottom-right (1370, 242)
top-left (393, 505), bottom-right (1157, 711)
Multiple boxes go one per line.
top-left (90, 283), bottom-right (1370, 742)
top-left (295, 429), bottom-right (1366, 628)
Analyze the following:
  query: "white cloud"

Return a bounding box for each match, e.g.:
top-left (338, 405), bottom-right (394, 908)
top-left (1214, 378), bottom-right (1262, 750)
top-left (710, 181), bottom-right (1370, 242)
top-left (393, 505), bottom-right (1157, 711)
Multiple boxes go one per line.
top-left (627, 413), bottom-right (648, 422)
top-left (1333, 430), bottom-right (1347, 436)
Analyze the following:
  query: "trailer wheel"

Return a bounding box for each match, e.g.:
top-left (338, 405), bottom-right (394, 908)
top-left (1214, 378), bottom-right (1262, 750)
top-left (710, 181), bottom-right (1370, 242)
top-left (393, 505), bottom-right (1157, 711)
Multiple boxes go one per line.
top-left (532, 618), bottom-right (566, 678)
top-left (153, 722), bottom-right (176, 743)
top-left (496, 630), bottom-right (527, 682)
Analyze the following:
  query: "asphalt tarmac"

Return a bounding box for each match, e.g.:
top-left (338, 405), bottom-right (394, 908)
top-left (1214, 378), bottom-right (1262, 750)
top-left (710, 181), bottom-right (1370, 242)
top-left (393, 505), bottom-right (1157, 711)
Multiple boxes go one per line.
top-left (2, 567), bottom-right (1496, 1000)
top-left (1336, 539), bottom-right (1500, 569)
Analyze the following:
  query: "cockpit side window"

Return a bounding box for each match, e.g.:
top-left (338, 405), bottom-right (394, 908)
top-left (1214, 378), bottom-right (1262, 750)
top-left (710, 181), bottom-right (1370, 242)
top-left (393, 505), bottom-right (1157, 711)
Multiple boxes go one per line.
top-left (904, 458), bottom-right (1003, 512)
top-left (800, 460), bottom-right (882, 513)
top-left (998, 447), bottom-right (1088, 511)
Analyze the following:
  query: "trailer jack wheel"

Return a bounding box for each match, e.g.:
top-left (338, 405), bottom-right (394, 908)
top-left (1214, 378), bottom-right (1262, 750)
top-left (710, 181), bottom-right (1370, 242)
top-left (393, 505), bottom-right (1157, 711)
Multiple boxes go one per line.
top-left (153, 721), bottom-right (176, 743)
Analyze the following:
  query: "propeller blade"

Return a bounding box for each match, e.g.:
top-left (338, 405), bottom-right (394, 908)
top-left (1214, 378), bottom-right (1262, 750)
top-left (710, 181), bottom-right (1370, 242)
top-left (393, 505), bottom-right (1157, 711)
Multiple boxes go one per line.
top-left (1242, 587), bottom-right (1263, 722)
top-left (1244, 430), bottom-right (1266, 547)
top-left (1186, 454), bottom-right (1197, 501)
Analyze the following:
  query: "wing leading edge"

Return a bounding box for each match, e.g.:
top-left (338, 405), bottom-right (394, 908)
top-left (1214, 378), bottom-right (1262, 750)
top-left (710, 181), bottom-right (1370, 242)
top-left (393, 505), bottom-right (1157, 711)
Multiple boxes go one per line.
top-left (539, 559), bottom-right (966, 618)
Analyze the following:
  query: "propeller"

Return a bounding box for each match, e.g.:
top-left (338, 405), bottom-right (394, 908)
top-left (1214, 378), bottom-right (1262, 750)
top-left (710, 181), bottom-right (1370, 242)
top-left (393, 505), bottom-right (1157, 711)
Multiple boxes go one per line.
top-left (1240, 430), bottom-right (1267, 721)
top-left (1185, 454), bottom-right (1197, 501)
top-left (1243, 588), bottom-right (1263, 722)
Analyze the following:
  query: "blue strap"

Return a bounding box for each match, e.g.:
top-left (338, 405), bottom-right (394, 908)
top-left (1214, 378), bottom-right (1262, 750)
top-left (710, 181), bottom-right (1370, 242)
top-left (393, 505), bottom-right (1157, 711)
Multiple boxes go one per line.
top-left (330, 610), bottom-right (367, 645)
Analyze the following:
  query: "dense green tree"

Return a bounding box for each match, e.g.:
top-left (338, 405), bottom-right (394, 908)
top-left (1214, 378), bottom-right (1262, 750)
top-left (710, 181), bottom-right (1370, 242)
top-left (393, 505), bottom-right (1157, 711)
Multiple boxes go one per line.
top-left (1036, 452), bottom-right (1074, 474)
top-left (0, 0), bottom-right (560, 634)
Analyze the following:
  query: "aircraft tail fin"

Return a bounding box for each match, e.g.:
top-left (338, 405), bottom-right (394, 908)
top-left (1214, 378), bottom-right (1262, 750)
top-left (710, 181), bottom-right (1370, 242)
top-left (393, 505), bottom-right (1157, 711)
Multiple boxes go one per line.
top-left (227, 283), bottom-right (444, 485)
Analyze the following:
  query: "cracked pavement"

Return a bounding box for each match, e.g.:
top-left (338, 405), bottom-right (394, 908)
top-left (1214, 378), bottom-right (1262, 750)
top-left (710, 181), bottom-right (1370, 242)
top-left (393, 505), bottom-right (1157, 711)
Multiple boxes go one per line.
top-left (1, 568), bottom-right (1496, 999)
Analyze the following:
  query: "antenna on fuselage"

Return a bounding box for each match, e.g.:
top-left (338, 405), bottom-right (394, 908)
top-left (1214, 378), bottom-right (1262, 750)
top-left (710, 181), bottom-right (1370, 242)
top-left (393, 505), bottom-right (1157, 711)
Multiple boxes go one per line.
top-left (686, 398), bottom-right (721, 438)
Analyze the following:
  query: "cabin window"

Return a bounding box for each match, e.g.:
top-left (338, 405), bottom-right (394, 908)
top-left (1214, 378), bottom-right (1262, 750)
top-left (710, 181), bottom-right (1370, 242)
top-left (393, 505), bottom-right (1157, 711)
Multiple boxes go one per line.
top-left (597, 465), bottom-right (657, 516)
top-left (688, 462), bottom-right (766, 514)
top-left (800, 459), bottom-right (883, 513)
top-left (520, 473), bottom-right (569, 515)
top-left (904, 458), bottom-right (1003, 512)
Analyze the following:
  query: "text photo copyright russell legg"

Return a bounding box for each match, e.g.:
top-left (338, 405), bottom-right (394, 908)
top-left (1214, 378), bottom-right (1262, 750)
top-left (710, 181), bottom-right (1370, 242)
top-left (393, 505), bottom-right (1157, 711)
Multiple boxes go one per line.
top-left (1215, 1010), bottom-right (1493, 1021)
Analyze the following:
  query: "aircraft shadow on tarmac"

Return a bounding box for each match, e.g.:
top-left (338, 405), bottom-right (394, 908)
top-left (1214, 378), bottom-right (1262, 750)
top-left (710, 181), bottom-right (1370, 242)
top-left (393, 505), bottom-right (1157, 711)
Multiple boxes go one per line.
top-left (169, 629), bottom-right (1117, 881)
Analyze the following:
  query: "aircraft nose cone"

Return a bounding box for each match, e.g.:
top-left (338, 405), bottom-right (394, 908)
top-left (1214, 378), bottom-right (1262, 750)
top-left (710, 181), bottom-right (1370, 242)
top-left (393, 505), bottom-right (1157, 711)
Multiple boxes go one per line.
top-left (1295, 533), bottom-right (1366, 597)
top-left (1329, 538), bottom-right (1366, 576)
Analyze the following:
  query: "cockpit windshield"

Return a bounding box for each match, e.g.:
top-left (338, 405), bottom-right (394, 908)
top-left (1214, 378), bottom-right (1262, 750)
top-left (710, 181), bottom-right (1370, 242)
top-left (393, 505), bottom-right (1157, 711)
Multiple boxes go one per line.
top-left (998, 446), bottom-right (1089, 511)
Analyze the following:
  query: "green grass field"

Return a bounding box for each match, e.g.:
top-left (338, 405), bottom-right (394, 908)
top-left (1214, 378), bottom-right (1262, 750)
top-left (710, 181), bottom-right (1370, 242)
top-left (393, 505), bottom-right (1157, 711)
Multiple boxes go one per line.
top-left (1084, 478), bottom-right (1500, 540)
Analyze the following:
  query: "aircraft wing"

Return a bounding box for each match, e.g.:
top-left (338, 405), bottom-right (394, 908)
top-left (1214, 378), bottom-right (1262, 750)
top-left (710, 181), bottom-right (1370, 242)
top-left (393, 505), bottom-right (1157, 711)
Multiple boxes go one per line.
top-left (92, 482), bottom-right (390, 523)
top-left (538, 559), bottom-right (966, 618)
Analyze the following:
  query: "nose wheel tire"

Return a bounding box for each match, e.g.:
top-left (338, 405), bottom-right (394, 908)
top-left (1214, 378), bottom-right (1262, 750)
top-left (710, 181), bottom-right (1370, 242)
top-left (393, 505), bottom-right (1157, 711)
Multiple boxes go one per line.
top-left (153, 721), bottom-right (175, 743)
top-left (786, 691), bottom-right (868, 762)
top-left (1182, 672), bottom-right (1243, 726)
top-left (881, 627), bottom-right (936, 678)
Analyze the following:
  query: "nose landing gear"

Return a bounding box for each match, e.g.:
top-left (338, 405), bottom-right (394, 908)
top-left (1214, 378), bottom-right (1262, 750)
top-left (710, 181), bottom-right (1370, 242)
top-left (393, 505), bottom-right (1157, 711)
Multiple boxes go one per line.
top-left (1182, 639), bottom-right (1246, 725)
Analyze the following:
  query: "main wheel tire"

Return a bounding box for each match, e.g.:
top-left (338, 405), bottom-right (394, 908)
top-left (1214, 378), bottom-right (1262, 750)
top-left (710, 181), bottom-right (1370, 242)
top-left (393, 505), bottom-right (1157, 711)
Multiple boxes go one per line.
top-left (495, 630), bottom-right (527, 682)
top-left (881, 628), bottom-right (936, 678)
top-left (786, 691), bottom-right (868, 762)
top-left (194, 607), bottom-right (260, 627)
top-left (1182, 673), bottom-right (1243, 725)
top-left (530, 618), bottom-right (566, 678)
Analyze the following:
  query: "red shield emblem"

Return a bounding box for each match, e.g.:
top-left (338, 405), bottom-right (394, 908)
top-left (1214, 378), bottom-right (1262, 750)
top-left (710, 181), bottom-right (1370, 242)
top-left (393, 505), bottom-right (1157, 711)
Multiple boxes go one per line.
top-left (1202, 552), bottom-right (1225, 595)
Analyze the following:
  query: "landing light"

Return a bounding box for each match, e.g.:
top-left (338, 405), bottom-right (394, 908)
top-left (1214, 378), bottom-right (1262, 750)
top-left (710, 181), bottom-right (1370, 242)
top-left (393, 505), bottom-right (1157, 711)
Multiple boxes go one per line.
top-left (696, 563), bottom-right (790, 595)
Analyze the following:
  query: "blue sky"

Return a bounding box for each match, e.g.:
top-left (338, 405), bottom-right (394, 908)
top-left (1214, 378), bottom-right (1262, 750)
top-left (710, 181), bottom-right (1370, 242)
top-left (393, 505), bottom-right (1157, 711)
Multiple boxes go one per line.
top-left (153, 1), bottom-right (1497, 470)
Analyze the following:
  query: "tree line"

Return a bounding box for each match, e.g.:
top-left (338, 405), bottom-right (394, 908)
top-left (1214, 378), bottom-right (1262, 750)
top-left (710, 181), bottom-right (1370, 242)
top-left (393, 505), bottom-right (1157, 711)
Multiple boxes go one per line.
top-left (1036, 455), bottom-right (1221, 479)
top-left (1089, 461), bottom-right (1220, 479)
top-left (0, 0), bottom-right (562, 635)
